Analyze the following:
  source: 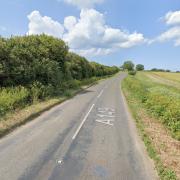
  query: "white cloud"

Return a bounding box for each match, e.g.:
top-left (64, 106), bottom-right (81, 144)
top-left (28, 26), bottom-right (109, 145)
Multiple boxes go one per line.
top-left (27, 9), bottom-right (145, 57)
top-left (157, 26), bottom-right (180, 46)
top-left (165, 11), bottom-right (180, 25)
top-left (27, 11), bottom-right (64, 38)
top-left (153, 10), bottom-right (180, 46)
top-left (63, 9), bottom-right (145, 56)
top-left (63, 0), bottom-right (104, 9)
top-left (64, 16), bottom-right (77, 31)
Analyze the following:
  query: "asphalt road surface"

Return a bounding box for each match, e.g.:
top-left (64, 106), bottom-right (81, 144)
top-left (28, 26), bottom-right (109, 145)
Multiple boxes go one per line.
top-left (0, 73), bottom-right (158, 180)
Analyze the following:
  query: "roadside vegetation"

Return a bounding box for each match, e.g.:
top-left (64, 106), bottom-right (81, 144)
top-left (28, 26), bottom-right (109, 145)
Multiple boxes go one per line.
top-left (0, 34), bottom-right (119, 135)
top-left (120, 60), bottom-right (144, 75)
top-left (123, 72), bottom-right (180, 139)
top-left (122, 70), bottom-right (180, 179)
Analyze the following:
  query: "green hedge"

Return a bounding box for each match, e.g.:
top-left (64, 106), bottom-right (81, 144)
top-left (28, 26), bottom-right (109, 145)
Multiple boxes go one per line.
top-left (0, 34), bottom-right (119, 117)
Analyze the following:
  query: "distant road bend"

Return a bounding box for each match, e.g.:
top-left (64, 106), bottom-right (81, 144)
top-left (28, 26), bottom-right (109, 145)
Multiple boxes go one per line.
top-left (0, 73), bottom-right (157, 180)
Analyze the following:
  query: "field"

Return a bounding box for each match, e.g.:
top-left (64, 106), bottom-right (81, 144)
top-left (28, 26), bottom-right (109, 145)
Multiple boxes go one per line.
top-left (123, 72), bottom-right (180, 139)
top-left (146, 72), bottom-right (180, 89)
top-left (151, 72), bottom-right (180, 83)
top-left (122, 72), bottom-right (180, 179)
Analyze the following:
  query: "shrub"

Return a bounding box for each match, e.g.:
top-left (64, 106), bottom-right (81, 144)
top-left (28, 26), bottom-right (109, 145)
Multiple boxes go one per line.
top-left (0, 34), bottom-right (119, 117)
top-left (136, 64), bottom-right (144, 71)
top-left (128, 70), bottom-right (137, 76)
top-left (29, 81), bottom-right (47, 102)
top-left (0, 86), bottom-right (29, 116)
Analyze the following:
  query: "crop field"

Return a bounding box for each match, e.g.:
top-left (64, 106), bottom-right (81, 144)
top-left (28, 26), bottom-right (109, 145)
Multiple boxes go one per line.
top-left (123, 72), bottom-right (180, 140)
top-left (150, 72), bottom-right (180, 83)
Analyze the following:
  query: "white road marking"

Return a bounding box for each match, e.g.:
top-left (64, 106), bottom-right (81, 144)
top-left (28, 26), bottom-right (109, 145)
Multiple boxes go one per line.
top-left (98, 111), bottom-right (115, 115)
top-left (97, 89), bottom-right (104, 98)
top-left (98, 108), bottom-right (115, 112)
top-left (96, 107), bottom-right (115, 126)
top-left (72, 104), bottom-right (95, 140)
top-left (97, 114), bottom-right (115, 118)
top-left (96, 119), bottom-right (114, 126)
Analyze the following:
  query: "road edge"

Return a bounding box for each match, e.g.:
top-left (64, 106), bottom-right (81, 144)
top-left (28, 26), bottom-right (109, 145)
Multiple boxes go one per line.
top-left (0, 76), bottom-right (113, 139)
top-left (120, 85), bottom-right (159, 179)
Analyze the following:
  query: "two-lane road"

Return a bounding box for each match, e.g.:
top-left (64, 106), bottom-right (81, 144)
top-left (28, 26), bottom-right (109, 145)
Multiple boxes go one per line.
top-left (0, 73), bottom-right (157, 180)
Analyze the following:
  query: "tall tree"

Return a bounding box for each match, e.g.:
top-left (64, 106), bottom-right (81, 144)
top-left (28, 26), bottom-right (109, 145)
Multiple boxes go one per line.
top-left (122, 61), bottom-right (134, 71)
top-left (136, 64), bottom-right (144, 71)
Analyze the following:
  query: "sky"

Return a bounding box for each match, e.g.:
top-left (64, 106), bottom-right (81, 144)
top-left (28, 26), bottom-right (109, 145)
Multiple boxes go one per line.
top-left (0, 0), bottom-right (180, 71)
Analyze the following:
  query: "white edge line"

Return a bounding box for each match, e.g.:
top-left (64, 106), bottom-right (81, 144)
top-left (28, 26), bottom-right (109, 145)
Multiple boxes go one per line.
top-left (97, 89), bottom-right (104, 98)
top-left (72, 104), bottom-right (95, 140)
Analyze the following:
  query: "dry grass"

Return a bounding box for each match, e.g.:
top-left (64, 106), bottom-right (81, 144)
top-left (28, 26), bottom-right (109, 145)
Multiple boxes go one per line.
top-left (145, 73), bottom-right (180, 89)
top-left (138, 109), bottom-right (180, 179)
top-left (152, 72), bottom-right (180, 83)
top-left (0, 97), bottom-right (66, 137)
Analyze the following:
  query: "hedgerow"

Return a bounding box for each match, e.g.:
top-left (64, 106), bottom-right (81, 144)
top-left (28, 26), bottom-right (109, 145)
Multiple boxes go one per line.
top-left (0, 34), bottom-right (119, 117)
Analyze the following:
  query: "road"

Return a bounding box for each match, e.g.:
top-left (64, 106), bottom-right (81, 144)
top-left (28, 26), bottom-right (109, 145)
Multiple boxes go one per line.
top-left (0, 73), bottom-right (157, 180)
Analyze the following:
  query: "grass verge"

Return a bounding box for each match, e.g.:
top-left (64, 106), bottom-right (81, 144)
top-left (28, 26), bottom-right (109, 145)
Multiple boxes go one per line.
top-left (122, 77), bottom-right (178, 180)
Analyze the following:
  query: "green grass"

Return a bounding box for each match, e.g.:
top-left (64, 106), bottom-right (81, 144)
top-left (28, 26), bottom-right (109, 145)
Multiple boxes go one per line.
top-left (122, 79), bottom-right (177, 180)
top-left (0, 86), bottom-right (30, 116)
top-left (122, 72), bottom-right (180, 140)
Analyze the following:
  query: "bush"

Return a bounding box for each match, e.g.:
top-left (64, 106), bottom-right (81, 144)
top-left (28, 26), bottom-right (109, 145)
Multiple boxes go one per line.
top-left (136, 64), bottom-right (144, 71)
top-left (0, 34), bottom-right (119, 117)
top-left (29, 81), bottom-right (48, 102)
top-left (128, 70), bottom-right (137, 76)
top-left (0, 86), bottom-right (29, 116)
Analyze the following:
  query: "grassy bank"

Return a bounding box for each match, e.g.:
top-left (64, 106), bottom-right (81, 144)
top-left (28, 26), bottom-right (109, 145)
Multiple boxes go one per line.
top-left (0, 75), bottom-right (110, 138)
top-left (123, 73), bottom-right (180, 140)
top-left (122, 72), bottom-right (179, 179)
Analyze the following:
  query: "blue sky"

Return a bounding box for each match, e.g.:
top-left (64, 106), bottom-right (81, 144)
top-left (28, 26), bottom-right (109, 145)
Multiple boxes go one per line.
top-left (0, 0), bottom-right (180, 70)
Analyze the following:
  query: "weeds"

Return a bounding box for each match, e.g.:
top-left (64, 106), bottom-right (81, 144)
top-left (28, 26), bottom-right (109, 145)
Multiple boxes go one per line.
top-left (123, 73), bottom-right (180, 140)
top-left (0, 86), bottom-right (29, 117)
top-left (122, 80), bottom-right (178, 180)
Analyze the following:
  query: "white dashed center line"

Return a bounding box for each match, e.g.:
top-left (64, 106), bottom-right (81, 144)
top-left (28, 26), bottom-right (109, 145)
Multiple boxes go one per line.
top-left (72, 103), bottom-right (95, 140)
top-left (97, 89), bottom-right (104, 98)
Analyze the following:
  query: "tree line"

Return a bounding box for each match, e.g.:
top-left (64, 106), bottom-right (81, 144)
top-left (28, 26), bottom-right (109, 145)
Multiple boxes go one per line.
top-left (120, 61), bottom-right (144, 75)
top-left (0, 34), bottom-right (119, 88)
top-left (0, 34), bottom-right (119, 116)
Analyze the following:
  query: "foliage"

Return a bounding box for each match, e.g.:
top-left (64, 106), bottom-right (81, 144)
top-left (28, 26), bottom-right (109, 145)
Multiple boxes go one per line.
top-left (0, 86), bottom-right (29, 116)
top-left (150, 68), bottom-right (171, 72)
top-left (0, 34), bottom-right (68, 86)
top-left (122, 61), bottom-right (134, 71)
top-left (128, 70), bottom-right (137, 76)
top-left (0, 34), bottom-right (119, 117)
top-left (136, 64), bottom-right (144, 71)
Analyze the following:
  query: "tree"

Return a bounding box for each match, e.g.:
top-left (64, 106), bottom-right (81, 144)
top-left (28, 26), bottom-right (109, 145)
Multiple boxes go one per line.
top-left (0, 34), bottom-right (119, 87)
top-left (136, 64), bottom-right (144, 71)
top-left (122, 61), bottom-right (134, 71)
